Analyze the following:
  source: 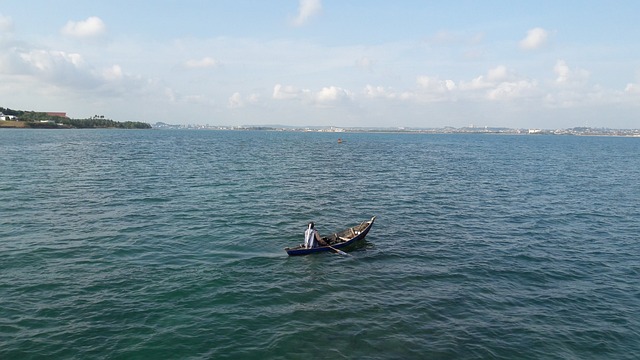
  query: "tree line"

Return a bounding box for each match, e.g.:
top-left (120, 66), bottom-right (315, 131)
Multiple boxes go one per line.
top-left (1, 107), bottom-right (151, 129)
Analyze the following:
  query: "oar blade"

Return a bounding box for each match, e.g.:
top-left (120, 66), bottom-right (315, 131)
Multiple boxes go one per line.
top-left (329, 245), bottom-right (350, 256)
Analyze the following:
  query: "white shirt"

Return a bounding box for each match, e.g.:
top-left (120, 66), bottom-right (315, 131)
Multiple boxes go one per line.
top-left (304, 228), bottom-right (318, 248)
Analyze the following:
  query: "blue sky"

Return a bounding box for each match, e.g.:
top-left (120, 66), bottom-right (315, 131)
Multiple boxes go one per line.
top-left (1, 0), bottom-right (639, 128)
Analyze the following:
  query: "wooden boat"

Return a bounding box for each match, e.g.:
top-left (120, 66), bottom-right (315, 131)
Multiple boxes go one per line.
top-left (285, 216), bottom-right (376, 256)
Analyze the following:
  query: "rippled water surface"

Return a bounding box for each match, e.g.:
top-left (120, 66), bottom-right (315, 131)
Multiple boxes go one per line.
top-left (1, 129), bottom-right (639, 359)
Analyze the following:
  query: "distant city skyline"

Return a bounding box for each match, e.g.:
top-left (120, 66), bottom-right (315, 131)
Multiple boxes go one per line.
top-left (1, 1), bottom-right (639, 129)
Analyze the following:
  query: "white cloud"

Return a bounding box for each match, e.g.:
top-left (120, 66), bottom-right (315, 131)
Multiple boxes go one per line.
top-left (185, 57), bottom-right (219, 69)
top-left (315, 86), bottom-right (352, 104)
top-left (273, 83), bottom-right (303, 100)
top-left (273, 83), bottom-right (352, 105)
top-left (0, 13), bottom-right (14, 32)
top-left (459, 65), bottom-right (516, 90)
top-left (165, 88), bottom-right (177, 102)
top-left (425, 30), bottom-right (485, 46)
top-left (292, 0), bottom-right (322, 27)
top-left (414, 71), bottom-right (538, 103)
top-left (102, 65), bottom-right (123, 81)
top-left (554, 60), bottom-right (570, 83)
top-left (366, 67), bottom-right (537, 104)
top-left (416, 76), bottom-right (456, 92)
top-left (356, 56), bottom-right (373, 71)
top-left (487, 80), bottom-right (537, 100)
top-left (487, 65), bottom-right (509, 82)
top-left (543, 62), bottom-right (607, 108)
top-left (553, 60), bottom-right (589, 85)
top-left (61, 16), bottom-right (106, 39)
top-left (0, 44), bottom-right (156, 99)
top-left (16, 50), bottom-right (88, 79)
top-left (364, 85), bottom-right (393, 98)
top-left (228, 92), bottom-right (261, 108)
top-left (228, 92), bottom-right (243, 108)
top-left (459, 75), bottom-right (492, 91)
top-left (248, 93), bottom-right (261, 103)
top-left (625, 83), bottom-right (640, 94)
top-left (519, 27), bottom-right (549, 50)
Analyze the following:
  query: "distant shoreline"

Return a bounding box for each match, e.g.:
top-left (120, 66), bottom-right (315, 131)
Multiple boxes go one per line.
top-left (2, 120), bottom-right (638, 137)
top-left (151, 123), bottom-right (640, 137)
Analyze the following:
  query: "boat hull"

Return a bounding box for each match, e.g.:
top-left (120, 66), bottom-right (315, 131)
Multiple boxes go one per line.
top-left (285, 216), bottom-right (376, 256)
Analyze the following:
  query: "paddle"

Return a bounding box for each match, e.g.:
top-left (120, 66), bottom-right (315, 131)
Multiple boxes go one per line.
top-left (327, 245), bottom-right (350, 256)
top-left (318, 234), bottom-right (350, 256)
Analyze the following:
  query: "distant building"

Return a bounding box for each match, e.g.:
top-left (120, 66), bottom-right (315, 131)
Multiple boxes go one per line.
top-left (46, 112), bottom-right (68, 118)
top-left (0, 113), bottom-right (17, 121)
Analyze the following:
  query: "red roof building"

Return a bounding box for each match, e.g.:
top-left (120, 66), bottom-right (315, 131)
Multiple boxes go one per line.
top-left (46, 112), bottom-right (67, 118)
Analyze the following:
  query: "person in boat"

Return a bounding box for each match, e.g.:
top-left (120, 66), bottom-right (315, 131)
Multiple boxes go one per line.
top-left (304, 222), bottom-right (326, 248)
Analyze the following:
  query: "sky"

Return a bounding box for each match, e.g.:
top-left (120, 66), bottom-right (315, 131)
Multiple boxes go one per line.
top-left (1, 0), bottom-right (639, 129)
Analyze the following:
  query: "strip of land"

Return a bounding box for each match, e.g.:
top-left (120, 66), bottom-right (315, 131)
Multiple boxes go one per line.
top-left (0, 107), bottom-right (151, 129)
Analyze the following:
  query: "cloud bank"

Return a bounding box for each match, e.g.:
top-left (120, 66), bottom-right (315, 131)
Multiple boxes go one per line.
top-left (1, 4), bottom-right (638, 129)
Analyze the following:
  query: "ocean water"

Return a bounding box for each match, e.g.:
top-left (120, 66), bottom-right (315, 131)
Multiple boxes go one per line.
top-left (1, 129), bottom-right (639, 359)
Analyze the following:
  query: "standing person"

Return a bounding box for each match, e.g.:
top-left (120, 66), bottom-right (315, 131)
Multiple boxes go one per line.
top-left (304, 222), bottom-right (326, 248)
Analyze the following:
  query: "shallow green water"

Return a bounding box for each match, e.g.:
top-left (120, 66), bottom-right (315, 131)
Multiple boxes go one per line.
top-left (1, 129), bottom-right (639, 359)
